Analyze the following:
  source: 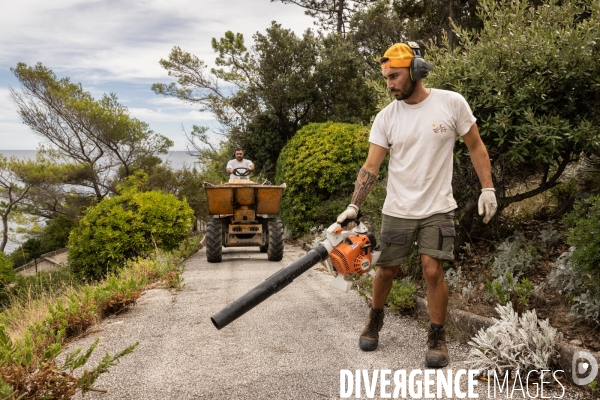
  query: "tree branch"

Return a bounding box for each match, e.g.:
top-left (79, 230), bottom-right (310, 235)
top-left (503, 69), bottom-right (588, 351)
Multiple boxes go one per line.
top-left (498, 157), bottom-right (570, 205)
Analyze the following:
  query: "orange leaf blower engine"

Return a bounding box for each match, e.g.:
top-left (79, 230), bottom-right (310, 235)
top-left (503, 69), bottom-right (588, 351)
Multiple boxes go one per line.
top-left (324, 222), bottom-right (379, 292)
top-left (330, 231), bottom-right (375, 275)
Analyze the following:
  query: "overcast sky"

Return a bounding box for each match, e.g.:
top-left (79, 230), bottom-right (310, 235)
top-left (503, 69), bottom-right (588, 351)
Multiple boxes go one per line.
top-left (0, 0), bottom-right (315, 150)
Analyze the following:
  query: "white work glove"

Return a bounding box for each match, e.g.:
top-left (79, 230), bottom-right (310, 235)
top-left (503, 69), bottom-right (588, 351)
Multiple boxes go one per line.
top-left (478, 188), bottom-right (497, 224)
top-left (336, 204), bottom-right (359, 224)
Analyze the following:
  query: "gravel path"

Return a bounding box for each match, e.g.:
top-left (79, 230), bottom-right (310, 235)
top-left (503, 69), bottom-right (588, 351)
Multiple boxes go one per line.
top-left (67, 245), bottom-right (586, 399)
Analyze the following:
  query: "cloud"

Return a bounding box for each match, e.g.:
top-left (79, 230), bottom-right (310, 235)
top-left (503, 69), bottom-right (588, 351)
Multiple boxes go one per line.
top-left (0, 0), bottom-right (315, 149)
top-left (128, 107), bottom-right (214, 123)
top-left (0, 0), bottom-right (315, 83)
top-left (0, 88), bottom-right (18, 119)
top-left (0, 127), bottom-right (42, 150)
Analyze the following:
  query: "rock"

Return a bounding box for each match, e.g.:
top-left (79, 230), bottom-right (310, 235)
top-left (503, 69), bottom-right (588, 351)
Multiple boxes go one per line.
top-left (570, 339), bottom-right (583, 346)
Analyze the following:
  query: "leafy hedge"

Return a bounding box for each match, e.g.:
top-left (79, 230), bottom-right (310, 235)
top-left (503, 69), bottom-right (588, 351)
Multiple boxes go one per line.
top-left (68, 190), bottom-right (194, 279)
top-left (275, 122), bottom-right (370, 235)
top-left (426, 0), bottom-right (600, 231)
top-left (563, 194), bottom-right (600, 289)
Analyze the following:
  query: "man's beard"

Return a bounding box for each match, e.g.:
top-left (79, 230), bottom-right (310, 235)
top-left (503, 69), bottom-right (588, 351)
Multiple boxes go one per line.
top-left (236, 156), bottom-right (243, 161)
top-left (392, 79), bottom-right (416, 101)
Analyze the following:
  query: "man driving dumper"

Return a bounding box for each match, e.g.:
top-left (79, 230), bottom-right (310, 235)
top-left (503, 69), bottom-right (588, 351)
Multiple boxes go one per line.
top-left (226, 147), bottom-right (254, 182)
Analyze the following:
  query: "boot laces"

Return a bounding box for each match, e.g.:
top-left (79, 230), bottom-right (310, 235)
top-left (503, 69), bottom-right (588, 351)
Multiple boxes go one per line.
top-left (429, 328), bottom-right (442, 350)
top-left (367, 310), bottom-right (382, 334)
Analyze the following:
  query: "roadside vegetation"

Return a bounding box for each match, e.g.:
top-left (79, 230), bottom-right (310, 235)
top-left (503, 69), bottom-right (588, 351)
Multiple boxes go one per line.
top-left (67, 173), bottom-right (194, 280)
top-left (0, 234), bottom-right (200, 399)
top-left (1, 167), bottom-right (198, 398)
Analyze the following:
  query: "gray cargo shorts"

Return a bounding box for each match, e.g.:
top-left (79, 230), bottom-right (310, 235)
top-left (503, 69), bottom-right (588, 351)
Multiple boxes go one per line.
top-left (376, 211), bottom-right (456, 267)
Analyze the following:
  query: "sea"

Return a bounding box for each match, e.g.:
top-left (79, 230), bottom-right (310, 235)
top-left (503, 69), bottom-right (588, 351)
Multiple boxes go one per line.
top-left (0, 150), bottom-right (199, 171)
top-left (0, 150), bottom-right (199, 254)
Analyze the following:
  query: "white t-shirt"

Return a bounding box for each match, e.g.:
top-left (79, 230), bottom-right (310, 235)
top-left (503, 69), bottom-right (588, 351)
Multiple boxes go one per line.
top-left (227, 158), bottom-right (254, 182)
top-left (369, 88), bottom-right (476, 219)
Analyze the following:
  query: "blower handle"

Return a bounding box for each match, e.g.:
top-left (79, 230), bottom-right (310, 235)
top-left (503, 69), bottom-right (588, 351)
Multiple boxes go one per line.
top-left (339, 218), bottom-right (360, 228)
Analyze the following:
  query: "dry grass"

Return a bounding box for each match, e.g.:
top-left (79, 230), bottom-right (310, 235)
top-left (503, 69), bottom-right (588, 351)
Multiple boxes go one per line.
top-left (0, 360), bottom-right (78, 400)
top-left (1, 287), bottom-right (79, 342)
top-left (101, 291), bottom-right (142, 318)
top-left (2, 256), bottom-right (177, 342)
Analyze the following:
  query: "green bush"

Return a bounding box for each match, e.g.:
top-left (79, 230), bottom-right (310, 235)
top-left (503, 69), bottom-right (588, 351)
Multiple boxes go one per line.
top-left (486, 273), bottom-right (534, 309)
top-left (275, 122), bottom-right (371, 236)
top-left (0, 253), bottom-right (15, 307)
top-left (562, 194), bottom-right (600, 289)
top-left (40, 214), bottom-right (76, 252)
top-left (387, 277), bottom-right (416, 313)
top-left (0, 253), bottom-right (14, 287)
top-left (68, 190), bottom-right (194, 279)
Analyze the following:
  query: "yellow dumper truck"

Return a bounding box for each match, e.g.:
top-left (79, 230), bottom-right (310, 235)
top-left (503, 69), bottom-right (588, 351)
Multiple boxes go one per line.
top-left (203, 169), bottom-right (286, 263)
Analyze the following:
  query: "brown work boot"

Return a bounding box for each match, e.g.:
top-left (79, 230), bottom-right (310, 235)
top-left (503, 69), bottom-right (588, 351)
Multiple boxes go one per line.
top-left (426, 325), bottom-right (449, 368)
top-left (359, 308), bottom-right (385, 351)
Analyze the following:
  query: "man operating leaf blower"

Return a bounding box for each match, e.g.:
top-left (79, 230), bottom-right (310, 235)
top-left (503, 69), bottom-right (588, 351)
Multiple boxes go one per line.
top-left (210, 42), bottom-right (497, 370)
top-left (336, 42), bottom-right (497, 368)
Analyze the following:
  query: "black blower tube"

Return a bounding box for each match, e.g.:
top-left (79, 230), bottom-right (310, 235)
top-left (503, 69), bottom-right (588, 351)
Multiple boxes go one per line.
top-left (211, 244), bottom-right (330, 330)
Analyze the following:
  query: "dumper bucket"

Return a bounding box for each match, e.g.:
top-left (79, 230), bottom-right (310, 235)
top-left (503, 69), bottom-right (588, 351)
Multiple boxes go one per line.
top-left (203, 182), bottom-right (286, 215)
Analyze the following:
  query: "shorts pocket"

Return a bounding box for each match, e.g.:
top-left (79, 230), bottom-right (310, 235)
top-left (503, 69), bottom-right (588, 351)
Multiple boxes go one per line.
top-left (438, 225), bottom-right (456, 251)
top-left (380, 230), bottom-right (407, 245)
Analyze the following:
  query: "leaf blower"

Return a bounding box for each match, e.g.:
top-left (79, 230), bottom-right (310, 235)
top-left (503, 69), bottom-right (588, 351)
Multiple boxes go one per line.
top-left (211, 220), bottom-right (380, 330)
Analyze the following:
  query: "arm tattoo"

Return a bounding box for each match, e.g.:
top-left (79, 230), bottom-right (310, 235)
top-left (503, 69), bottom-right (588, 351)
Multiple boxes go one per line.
top-left (351, 168), bottom-right (378, 207)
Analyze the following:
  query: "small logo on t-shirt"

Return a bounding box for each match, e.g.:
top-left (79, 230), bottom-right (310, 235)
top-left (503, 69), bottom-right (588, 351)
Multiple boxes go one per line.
top-left (432, 123), bottom-right (447, 134)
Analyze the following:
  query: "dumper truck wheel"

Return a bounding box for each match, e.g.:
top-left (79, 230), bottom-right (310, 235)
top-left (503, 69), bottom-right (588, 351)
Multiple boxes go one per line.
top-left (259, 218), bottom-right (268, 252)
top-left (206, 218), bottom-right (223, 263)
top-left (267, 218), bottom-right (284, 261)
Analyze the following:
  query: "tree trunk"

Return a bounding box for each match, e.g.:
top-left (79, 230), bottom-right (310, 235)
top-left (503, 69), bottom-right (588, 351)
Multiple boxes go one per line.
top-left (0, 214), bottom-right (8, 253)
top-left (337, 0), bottom-right (344, 34)
top-left (92, 178), bottom-right (104, 201)
top-left (448, 0), bottom-right (455, 50)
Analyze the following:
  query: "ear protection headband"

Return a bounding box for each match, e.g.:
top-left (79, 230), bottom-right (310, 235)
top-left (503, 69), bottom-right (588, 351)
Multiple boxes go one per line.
top-left (406, 41), bottom-right (434, 81)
